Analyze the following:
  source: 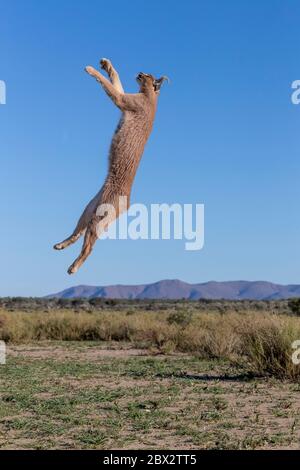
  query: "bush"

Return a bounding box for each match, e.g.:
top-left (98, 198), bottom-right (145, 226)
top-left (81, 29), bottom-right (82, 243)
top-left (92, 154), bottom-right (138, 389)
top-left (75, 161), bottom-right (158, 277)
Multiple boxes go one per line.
top-left (240, 316), bottom-right (300, 380)
top-left (167, 310), bottom-right (192, 327)
top-left (288, 298), bottom-right (300, 316)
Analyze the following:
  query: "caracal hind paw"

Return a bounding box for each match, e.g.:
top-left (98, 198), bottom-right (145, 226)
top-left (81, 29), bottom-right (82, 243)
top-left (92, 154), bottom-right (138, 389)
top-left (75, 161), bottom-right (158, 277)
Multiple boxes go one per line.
top-left (67, 263), bottom-right (78, 275)
top-left (100, 58), bottom-right (111, 71)
top-left (54, 243), bottom-right (65, 250)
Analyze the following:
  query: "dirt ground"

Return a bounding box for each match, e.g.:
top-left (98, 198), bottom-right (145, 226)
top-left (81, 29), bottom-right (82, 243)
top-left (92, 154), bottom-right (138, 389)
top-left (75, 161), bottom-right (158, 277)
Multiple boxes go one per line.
top-left (0, 342), bottom-right (300, 449)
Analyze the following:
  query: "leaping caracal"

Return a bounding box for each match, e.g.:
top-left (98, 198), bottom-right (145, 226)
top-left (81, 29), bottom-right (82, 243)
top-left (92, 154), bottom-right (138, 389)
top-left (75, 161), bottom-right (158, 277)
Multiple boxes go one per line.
top-left (54, 58), bottom-right (168, 274)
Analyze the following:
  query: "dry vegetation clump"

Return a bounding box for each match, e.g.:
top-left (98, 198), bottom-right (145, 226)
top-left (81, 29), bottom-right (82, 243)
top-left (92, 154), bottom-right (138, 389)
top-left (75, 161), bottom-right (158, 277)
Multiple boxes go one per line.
top-left (178, 314), bottom-right (242, 359)
top-left (238, 315), bottom-right (300, 380)
top-left (1, 308), bottom-right (300, 380)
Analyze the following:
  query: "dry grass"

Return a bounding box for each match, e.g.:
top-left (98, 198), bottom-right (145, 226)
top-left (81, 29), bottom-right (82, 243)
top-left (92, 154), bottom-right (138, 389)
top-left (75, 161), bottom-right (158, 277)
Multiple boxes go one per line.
top-left (1, 308), bottom-right (300, 380)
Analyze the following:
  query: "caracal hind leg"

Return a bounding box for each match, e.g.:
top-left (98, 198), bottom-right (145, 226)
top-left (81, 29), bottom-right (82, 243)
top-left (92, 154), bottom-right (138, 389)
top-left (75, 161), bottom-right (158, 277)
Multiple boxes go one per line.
top-left (54, 190), bottom-right (102, 251)
top-left (67, 199), bottom-right (120, 274)
top-left (54, 215), bottom-right (88, 250)
top-left (67, 219), bottom-right (99, 274)
top-left (100, 58), bottom-right (124, 93)
top-left (53, 229), bottom-right (85, 251)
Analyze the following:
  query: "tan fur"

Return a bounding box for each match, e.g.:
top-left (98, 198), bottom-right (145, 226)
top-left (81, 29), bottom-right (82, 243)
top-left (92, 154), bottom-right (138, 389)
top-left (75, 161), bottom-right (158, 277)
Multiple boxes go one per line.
top-left (54, 59), bottom-right (167, 274)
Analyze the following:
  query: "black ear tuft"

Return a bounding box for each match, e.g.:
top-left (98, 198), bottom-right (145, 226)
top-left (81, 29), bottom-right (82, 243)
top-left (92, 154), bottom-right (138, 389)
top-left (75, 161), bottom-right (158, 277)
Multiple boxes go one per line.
top-left (154, 76), bottom-right (169, 92)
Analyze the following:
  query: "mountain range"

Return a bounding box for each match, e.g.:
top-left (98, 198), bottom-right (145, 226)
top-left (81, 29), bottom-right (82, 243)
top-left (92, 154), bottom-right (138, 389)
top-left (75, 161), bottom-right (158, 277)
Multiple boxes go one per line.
top-left (47, 280), bottom-right (300, 300)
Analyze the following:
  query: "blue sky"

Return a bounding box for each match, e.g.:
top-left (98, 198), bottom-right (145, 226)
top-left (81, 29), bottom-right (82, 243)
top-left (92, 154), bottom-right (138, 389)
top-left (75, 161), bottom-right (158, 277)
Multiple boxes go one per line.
top-left (0, 0), bottom-right (299, 296)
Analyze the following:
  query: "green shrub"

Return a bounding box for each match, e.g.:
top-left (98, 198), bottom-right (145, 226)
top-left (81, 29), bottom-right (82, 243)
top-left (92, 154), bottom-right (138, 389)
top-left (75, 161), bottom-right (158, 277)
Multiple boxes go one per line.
top-left (167, 310), bottom-right (192, 327)
top-left (288, 298), bottom-right (300, 316)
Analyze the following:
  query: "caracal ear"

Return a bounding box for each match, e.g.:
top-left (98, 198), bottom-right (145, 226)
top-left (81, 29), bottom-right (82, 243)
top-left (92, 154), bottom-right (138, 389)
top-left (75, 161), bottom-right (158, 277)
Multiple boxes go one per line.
top-left (154, 76), bottom-right (170, 92)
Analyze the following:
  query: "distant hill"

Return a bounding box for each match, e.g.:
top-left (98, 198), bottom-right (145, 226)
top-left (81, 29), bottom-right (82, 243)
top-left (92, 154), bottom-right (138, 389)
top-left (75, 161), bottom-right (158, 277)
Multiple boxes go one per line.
top-left (47, 280), bottom-right (300, 300)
